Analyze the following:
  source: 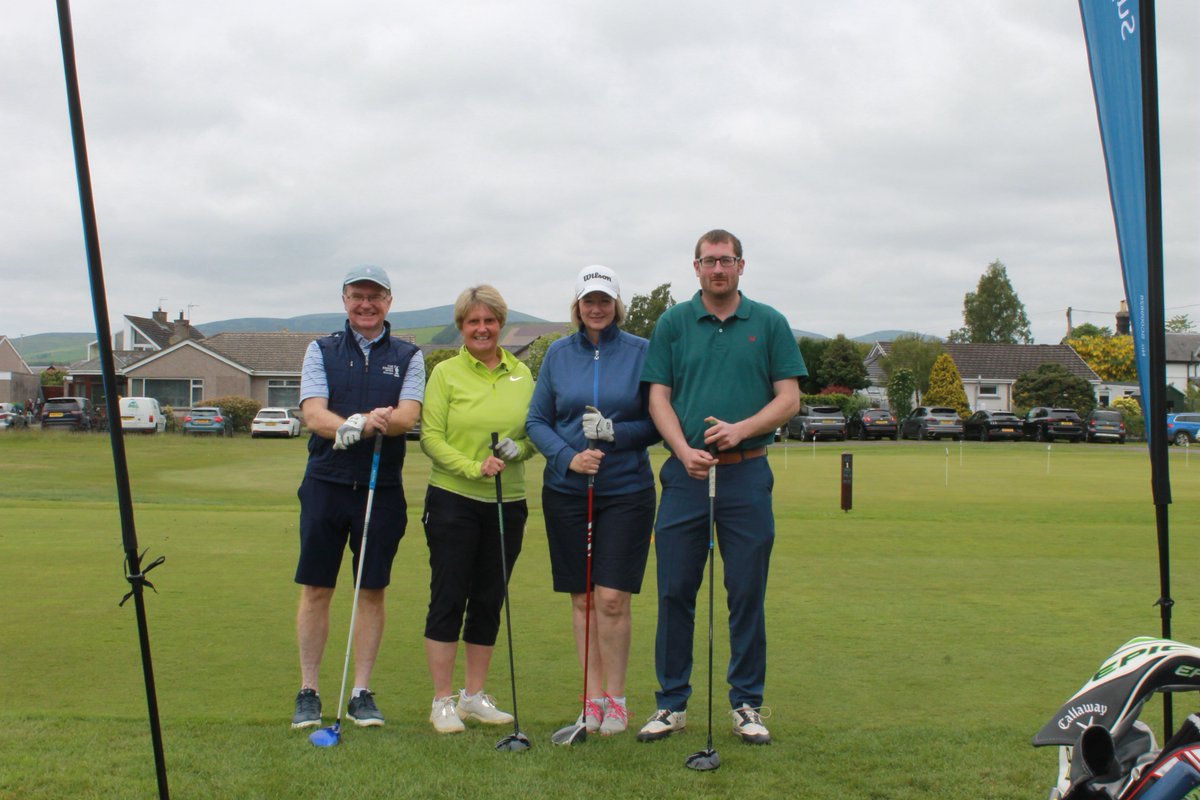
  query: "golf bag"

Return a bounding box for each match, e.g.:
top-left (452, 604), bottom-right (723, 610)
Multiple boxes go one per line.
top-left (1033, 637), bottom-right (1200, 799)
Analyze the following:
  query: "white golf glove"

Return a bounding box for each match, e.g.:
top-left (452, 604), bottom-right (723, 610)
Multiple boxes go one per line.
top-left (582, 406), bottom-right (614, 442)
top-left (493, 436), bottom-right (519, 461)
top-left (333, 413), bottom-right (367, 450)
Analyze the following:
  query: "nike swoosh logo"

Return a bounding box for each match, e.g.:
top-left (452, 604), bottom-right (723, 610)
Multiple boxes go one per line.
top-left (509, 375), bottom-right (525, 381)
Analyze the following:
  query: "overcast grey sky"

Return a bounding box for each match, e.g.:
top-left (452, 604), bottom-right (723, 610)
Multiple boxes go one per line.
top-left (3, 1), bottom-right (1196, 342)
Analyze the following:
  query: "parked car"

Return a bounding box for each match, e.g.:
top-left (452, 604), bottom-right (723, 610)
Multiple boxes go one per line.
top-left (119, 396), bottom-right (166, 434)
top-left (0, 402), bottom-right (28, 429)
top-left (847, 408), bottom-right (898, 440)
top-left (251, 407), bottom-right (301, 438)
top-left (182, 406), bottom-right (232, 436)
top-left (900, 407), bottom-right (963, 441)
top-left (786, 405), bottom-right (847, 441)
top-left (40, 396), bottom-right (95, 431)
top-left (963, 410), bottom-right (1024, 442)
top-left (1083, 408), bottom-right (1126, 444)
top-left (1166, 412), bottom-right (1200, 446)
top-left (406, 419), bottom-right (422, 441)
top-left (1023, 407), bottom-right (1083, 443)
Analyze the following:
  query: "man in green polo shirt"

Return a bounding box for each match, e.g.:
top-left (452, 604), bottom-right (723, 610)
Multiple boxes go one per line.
top-left (637, 229), bottom-right (805, 746)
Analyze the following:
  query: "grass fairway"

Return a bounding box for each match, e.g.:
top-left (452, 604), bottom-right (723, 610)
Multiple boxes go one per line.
top-left (1, 431), bottom-right (1198, 798)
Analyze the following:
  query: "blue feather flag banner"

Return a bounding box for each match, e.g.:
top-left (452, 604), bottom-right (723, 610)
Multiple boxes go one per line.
top-left (1078, 0), bottom-right (1152, 421)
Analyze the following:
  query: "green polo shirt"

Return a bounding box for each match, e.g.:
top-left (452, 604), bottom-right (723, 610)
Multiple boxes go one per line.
top-left (641, 290), bottom-right (806, 451)
top-left (420, 346), bottom-right (534, 501)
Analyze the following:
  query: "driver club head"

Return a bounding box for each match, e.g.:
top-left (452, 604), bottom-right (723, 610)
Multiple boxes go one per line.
top-left (495, 731), bottom-right (532, 752)
top-left (550, 722), bottom-right (588, 746)
top-left (309, 723), bottom-right (341, 748)
top-left (684, 748), bottom-right (721, 771)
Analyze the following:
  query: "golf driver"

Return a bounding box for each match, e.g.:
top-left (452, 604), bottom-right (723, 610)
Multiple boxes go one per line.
top-left (551, 438), bottom-right (597, 746)
top-left (492, 432), bottom-right (532, 752)
top-left (685, 453), bottom-right (720, 771)
top-left (310, 434), bottom-right (383, 748)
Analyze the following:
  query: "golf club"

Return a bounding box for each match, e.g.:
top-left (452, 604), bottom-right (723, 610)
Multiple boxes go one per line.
top-left (492, 432), bottom-right (532, 752)
top-left (685, 451), bottom-right (720, 771)
top-left (310, 434), bottom-right (383, 748)
top-left (551, 438), bottom-right (597, 746)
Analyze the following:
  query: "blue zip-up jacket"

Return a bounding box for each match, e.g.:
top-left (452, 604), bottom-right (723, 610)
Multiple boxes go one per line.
top-left (527, 323), bottom-right (659, 496)
top-left (305, 320), bottom-right (418, 487)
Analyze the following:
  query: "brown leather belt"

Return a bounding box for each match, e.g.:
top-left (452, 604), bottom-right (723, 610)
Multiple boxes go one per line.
top-left (714, 447), bottom-right (766, 465)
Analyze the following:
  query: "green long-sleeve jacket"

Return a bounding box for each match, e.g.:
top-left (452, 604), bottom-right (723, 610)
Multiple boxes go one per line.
top-left (420, 346), bottom-right (534, 501)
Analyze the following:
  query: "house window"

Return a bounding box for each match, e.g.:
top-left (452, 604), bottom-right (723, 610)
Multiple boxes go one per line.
top-left (130, 378), bottom-right (204, 408)
top-left (268, 379), bottom-right (300, 409)
top-left (978, 384), bottom-right (999, 397)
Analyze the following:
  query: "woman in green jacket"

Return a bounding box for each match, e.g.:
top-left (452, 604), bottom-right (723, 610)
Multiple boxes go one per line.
top-left (420, 285), bottom-right (534, 734)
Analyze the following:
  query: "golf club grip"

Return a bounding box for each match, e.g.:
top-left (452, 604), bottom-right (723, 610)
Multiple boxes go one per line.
top-left (707, 444), bottom-right (718, 500)
top-left (368, 431), bottom-right (383, 489)
top-left (491, 432), bottom-right (502, 503)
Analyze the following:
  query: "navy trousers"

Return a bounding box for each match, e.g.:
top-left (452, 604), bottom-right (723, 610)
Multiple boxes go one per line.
top-left (652, 454), bottom-right (775, 711)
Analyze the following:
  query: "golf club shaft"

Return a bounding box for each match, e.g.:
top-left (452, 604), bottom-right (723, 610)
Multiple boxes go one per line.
top-left (492, 432), bottom-right (522, 735)
top-left (582, 439), bottom-right (595, 721)
top-left (706, 462), bottom-right (716, 750)
top-left (332, 435), bottom-right (383, 723)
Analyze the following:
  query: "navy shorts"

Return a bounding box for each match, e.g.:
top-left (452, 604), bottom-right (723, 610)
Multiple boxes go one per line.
top-left (542, 485), bottom-right (655, 594)
top-left (295, 477), bottom-right (407, 589)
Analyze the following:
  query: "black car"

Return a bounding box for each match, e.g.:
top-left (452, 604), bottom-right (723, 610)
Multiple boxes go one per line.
top-left (40, 396), bottom-right (95, 431)
top-left (1023, 407), bottom-right (1084, 442)
top-left (786, 405), bottom-right (847, 441)
top-left (847, 408), bottom-right (898, 440)
top-left (1083, 409), bottom-right (1126, 444)
top-left (963, 410), bottom-right (1024, 442)
top-left (900, 406), bottom-right (963, 441)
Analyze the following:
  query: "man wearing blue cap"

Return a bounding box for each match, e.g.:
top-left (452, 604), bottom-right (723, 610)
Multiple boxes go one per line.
top-left (290, 265), bottom-right (425, 730)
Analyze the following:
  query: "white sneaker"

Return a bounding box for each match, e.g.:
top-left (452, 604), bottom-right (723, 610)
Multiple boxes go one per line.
top-left (430, 695), bottom-right (465, 734)
top-left (574, 696), bottom-right (605, 733)
top-left (456, 690), bottom-right (514, 725)
top-left (599, 695), bottom-right (629, 735)
top-left (636, 708), bottom-right (686, 741)
top-left (731, 703), bottom-right (771, 744)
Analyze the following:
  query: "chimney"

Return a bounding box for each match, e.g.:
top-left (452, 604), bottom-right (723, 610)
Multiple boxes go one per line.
top-left (152, 309), bottom-right (168, 324)
top-left (1116, 300), bottom-right (1130, 336)
top-left (169, 311), bottom-right (191, 345)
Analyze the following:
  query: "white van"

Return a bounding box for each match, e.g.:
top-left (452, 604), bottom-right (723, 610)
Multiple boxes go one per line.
top-left (119, 396), bottom-right (166, 433)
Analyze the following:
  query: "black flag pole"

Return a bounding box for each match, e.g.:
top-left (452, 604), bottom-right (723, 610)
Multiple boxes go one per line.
top-left (54, 2), bottom-right (170, 797)
top-left (1138, 0), bottom-right (1174, 738)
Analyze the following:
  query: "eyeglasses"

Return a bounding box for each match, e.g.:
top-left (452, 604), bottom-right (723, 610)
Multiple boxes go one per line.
top-left (696, 256), bottom-right (740, 268)
top-left (344, 292), bottom-right (390, 304)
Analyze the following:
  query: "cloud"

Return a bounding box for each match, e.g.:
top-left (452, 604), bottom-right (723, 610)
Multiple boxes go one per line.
top-left (2, 1), bottom-right (1195, 344)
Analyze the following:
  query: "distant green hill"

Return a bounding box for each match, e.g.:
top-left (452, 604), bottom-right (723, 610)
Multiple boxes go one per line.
top-left (8, 333), bottom-right (93, 366)
top-left (11, 307), bottom-right (550, 365)
top-left (197, 306), bottom-right (548, 335)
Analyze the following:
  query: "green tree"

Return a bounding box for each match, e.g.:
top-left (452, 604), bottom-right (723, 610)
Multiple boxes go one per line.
top-left (524, 329), bottom-right (569, 380)
top-left (879, 334), bottom-right (942, 402)
top-left (887, 368), bottom-right (917, 419)
top-left (1064, 322), bottom-right (1112, 341)
top-left (1012, 363), bottom-right (1096, 415)
top-left (424, 347), bottom-right (459, 373)
top-left (1065, 334), bottom-right (1136, 382)
top-left (923, 354), bottom-right (970, 417)
top-left (797, 337), bottom-right (831, 394)
top-left (948, 260), bottom-right (1033, 344)
top-left (817, 335), bottom-right (869, 391)
top-left (624, 283), bottom-right (676, 339)
top-left (1166, 314), bottom-right (1196, 333)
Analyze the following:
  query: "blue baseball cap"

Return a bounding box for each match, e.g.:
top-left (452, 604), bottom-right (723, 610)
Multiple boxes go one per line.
top-left (343, 265), bottom-right (391, 291)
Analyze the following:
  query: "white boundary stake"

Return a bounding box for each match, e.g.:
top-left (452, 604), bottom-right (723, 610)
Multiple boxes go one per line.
top-left (944, 447), bottom-right (949, 486)
top-left (959, 437), bottom-right (964, 467)
top-left (1046, 444), bottom-right (1052, 474)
